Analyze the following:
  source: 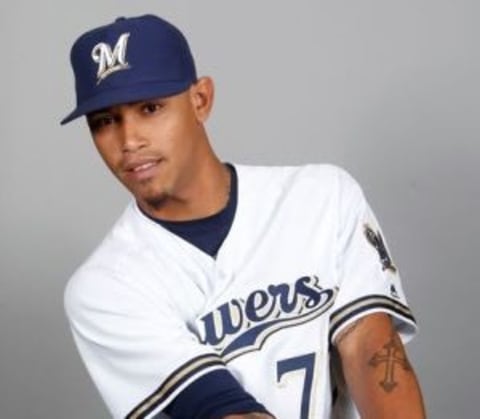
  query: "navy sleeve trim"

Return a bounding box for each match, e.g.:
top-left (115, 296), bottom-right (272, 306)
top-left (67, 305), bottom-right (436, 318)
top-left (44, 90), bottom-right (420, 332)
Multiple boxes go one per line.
top-left (126, 353), bottom-right (225, 419)
top-left (164, 368), bottom-right (270, 419)
top-left (329, 295), bottom-right (416, 345)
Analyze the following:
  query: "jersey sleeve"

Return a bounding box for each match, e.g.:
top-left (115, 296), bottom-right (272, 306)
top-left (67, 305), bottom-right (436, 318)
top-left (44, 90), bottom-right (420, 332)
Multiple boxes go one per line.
top-left (329, 169), bottom-right (417, 346)
top-left (64, 264), bottom-right (226, 419)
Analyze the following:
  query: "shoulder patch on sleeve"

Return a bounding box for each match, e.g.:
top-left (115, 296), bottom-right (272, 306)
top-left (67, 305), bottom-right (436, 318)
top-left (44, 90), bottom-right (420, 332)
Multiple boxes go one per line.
top-left (363, 224), bottom-right (397, 273)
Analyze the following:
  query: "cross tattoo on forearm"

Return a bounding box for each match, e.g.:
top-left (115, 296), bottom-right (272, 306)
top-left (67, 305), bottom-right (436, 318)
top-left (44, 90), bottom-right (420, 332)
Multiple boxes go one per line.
top-left (369, 335), bottom-right (411, 392)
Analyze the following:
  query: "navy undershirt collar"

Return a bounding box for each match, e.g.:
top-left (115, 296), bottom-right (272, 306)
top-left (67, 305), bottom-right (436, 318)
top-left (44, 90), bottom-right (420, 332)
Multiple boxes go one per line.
top-left (142, 164), bottom-right (238, 257)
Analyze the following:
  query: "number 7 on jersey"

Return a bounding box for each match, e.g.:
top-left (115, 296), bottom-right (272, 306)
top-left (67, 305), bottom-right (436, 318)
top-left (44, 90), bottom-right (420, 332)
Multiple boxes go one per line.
top-left (277, 353), bottom-right (316, 419)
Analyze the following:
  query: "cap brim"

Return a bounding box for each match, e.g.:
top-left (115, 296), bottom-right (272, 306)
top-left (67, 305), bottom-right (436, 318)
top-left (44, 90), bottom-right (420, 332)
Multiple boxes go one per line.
top-left (60, 80), bottom-right (193, 125)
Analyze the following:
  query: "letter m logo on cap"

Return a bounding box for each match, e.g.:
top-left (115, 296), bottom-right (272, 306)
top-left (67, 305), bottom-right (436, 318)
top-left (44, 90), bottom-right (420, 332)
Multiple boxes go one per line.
top-left (91, 33), bottom-right (130, 84)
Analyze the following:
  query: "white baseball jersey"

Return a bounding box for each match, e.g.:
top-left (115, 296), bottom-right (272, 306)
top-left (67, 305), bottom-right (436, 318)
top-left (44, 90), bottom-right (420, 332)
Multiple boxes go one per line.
top-left (64, 164), bottom-right (417, 419)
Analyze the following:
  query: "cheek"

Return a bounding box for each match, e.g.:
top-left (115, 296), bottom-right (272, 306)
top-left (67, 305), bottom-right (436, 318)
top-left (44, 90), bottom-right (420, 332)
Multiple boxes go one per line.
top-left (151, 119), bottom-right (190, 157)
top-left (93, 136), bottom-right (122, 172)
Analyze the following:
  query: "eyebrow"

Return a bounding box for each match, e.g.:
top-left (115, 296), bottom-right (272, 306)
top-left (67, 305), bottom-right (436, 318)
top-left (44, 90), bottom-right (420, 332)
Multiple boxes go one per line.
top-left (88, 98), bottom-right (170, 119)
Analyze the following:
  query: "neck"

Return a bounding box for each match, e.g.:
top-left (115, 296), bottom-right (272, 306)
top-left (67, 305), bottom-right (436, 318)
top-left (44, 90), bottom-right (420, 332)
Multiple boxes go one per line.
top-left (139, 147), bottom-right (231, 222)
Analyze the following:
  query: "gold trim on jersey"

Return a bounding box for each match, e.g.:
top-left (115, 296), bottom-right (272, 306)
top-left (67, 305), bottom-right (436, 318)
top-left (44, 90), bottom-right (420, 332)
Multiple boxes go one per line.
top-left (329, 295), bottom-right (416, 345)
top-left (126, 353), bottom-right (225, 419)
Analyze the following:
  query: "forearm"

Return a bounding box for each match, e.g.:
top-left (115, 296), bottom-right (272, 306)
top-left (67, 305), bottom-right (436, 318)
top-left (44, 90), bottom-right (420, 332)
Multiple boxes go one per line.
top-left (336, 313), bottom-right (426, 419)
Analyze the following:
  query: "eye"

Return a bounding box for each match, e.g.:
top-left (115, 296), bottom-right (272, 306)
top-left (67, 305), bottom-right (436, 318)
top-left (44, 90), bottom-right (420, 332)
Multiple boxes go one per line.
top-left (141, 101), bottom-right (164, 114)
top-left (88, 114), bottom-right (116, 132)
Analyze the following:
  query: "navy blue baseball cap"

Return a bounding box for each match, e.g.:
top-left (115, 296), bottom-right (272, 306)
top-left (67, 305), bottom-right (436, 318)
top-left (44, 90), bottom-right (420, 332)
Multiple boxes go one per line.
top-left (61, 14), bottom-right (197, 125)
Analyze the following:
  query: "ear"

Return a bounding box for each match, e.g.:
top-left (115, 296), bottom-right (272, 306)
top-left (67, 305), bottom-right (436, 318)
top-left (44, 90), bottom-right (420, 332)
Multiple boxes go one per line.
top-left (189, 76), bottom-right (214, 122)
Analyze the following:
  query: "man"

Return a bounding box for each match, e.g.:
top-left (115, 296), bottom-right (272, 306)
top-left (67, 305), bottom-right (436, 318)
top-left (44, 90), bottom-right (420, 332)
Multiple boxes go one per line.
top-left (62, 14), bottom-right (426, 419)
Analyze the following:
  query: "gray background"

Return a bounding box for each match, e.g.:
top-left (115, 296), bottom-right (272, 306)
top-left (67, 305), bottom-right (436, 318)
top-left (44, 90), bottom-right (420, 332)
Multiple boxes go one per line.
top-left (1, 0), bottom-right (478, 418)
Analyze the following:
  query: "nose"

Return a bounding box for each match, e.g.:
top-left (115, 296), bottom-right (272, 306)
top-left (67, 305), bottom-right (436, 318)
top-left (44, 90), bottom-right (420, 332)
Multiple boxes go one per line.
top-left (120, 114), bottom-right (147, 153)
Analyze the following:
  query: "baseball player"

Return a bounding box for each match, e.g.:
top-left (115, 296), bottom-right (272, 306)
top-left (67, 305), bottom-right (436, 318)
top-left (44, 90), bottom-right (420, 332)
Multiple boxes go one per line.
top-left (62, 14), bottom-right (426, 419)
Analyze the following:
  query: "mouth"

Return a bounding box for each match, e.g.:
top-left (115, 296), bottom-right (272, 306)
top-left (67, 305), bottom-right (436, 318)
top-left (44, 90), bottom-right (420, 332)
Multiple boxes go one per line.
top-left (123, 158), bottom-right (163, 181)
top-left (131, 161), bottom-right (158, 173)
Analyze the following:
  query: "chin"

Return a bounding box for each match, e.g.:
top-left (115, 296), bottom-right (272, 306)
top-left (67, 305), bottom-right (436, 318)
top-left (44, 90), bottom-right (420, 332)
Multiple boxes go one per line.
top-left (139, 190), bottom-right (170, 211)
